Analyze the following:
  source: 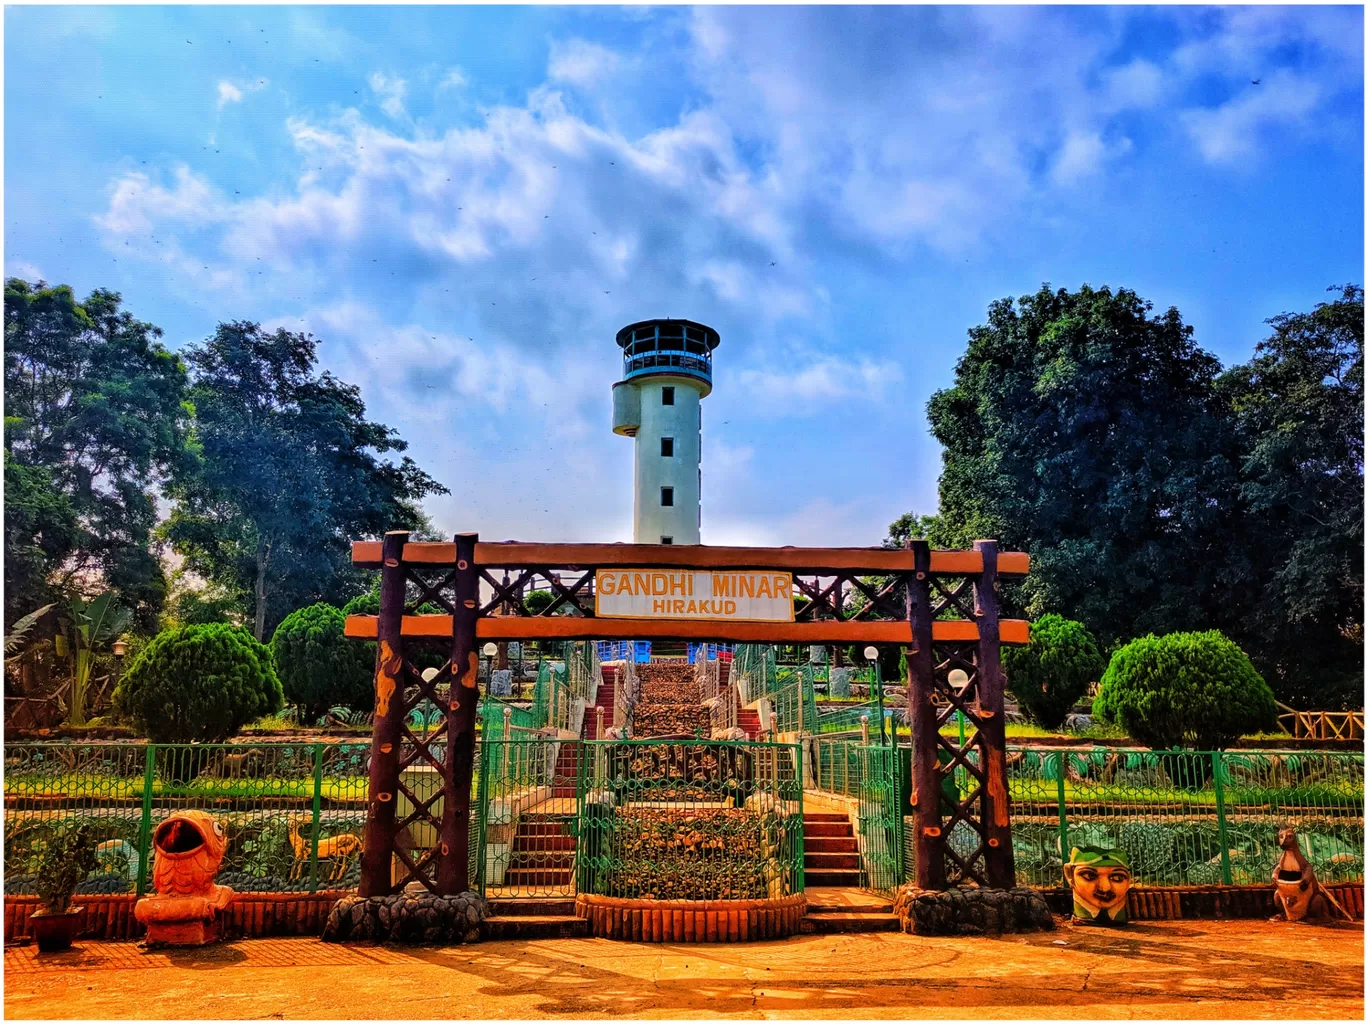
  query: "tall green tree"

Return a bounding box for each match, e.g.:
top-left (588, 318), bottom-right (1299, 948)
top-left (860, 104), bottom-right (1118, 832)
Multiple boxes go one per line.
top-left (926, 283), bottom-right (1234, 646)
top-left (3, 279), bottom-right (191, 629)
top-left (1215, 285), bottom-right (1363, 707)
top-left (164, 322), bottom-right (447, 640)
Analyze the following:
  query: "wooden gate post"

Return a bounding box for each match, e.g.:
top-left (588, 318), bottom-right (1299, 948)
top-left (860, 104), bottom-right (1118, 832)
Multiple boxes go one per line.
top-left (905, 539), bottom-right (946, 890)
top-left (439, 532), bottom-right (480, 894)
top-left (974, 540), bottom-right (1016, 889)
top-left (360, 530), bottom-right (409, 897)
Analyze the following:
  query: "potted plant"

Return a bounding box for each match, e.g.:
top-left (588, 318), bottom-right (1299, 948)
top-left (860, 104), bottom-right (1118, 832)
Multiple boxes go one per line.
top-left (29, 824), bottom-right (98, 952)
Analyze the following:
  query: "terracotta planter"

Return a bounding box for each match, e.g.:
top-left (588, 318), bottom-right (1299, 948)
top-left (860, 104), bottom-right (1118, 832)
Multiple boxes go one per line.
top-left (29, 906), bottom-right (85, 952)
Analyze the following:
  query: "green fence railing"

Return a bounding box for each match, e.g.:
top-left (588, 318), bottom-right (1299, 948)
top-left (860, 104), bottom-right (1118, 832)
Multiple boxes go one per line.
top-left (810, 740), bottom-right (1363, 892)
top-left (1007, 747), bottom-right (1365, 888)
top-left (474, 737), bottom-right (805, 901)
top-left (4, 742), bottom-right (373, 897)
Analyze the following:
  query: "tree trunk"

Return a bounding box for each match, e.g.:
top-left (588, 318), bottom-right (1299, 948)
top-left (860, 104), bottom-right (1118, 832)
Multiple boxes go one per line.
top-left (253, 538), bottom-right (271, 642)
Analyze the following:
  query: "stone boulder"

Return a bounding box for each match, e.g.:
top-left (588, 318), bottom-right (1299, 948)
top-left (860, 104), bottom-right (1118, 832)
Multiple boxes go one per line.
top-left (892, 884), bottom-right (1055, 936)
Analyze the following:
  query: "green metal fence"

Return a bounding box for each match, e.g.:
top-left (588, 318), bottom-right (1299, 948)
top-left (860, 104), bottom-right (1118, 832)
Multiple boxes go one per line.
top-left (4, 742), bottom-right (371, 897)
top-left (1007, 747), bottom-right (1365, 888)
top-left (811, 739), bottom-right (1363, 892)
top-left (577, 739), bottom-right (805, 901)
top-left (473, 737), bottom-right (806, 901)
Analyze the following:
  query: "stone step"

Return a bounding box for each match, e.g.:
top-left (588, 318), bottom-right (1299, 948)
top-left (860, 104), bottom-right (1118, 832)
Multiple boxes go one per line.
top-left (799, 912), bottom-right (899, 934)
top-left (508, 853), bottom-right (574, 869)
top-left (805, 870), bottom-right (861, 887)
top-left (804, 852), bottom-right (860, 870)
top-left (802, 813), bottom-right (852, 823)
top-left (804, 822), bottom-right (855, 838)
top-left (517, 822), bottom-right (574, 835)
top-left (502, 869), bottom-right (574, 886)
top-left (485, 915), bottom-right (590, 940)
top-left (804, 836), bottom-right (859, 853)
top-left (808, 899), bottom-right (894, 915)
top-left (488, 898), bottom-right (577, 916)
top-left (512, 833), bottom-right (575, 851)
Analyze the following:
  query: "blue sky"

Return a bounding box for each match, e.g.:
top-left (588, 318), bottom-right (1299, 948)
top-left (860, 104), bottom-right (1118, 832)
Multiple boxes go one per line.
top-left (5, 5), bottom-right (1363, 547)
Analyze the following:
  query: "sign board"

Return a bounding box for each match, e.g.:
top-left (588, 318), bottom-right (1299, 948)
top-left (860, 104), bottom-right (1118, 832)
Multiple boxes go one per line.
top-left (595, 569), bottom-right (795, 622)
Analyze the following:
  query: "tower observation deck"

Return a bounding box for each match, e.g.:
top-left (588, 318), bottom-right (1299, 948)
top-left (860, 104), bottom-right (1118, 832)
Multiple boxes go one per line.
top-left (610, 319), bottom-right (721, 545)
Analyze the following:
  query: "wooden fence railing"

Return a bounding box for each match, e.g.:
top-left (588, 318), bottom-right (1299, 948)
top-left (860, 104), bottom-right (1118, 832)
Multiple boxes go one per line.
top-left (1276, 702), bottom-right (1364, 741)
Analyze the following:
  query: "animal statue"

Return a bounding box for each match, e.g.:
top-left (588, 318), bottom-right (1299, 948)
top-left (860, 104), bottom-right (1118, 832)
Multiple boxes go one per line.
top-left (1063, 846), bottom-right (1133, 926)
top-left (133, 810), bottom-right (234, 946)
top-left (95, 839), bottom-right (140, 881)
top-left (207, 747), bottom-right (265, 779)
top-left (287, 815), bottom-right (363, 882)
top-left (603, 725), bottom-right (629, 740)
top-left (711, 726), bottom-right (748, 741)
top-left (1271, 828), bottom-right (1349, 922)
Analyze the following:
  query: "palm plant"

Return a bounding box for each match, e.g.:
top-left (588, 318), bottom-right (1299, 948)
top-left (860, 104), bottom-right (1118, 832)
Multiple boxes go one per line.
top-left (58, 593), bottom-right (131, 727)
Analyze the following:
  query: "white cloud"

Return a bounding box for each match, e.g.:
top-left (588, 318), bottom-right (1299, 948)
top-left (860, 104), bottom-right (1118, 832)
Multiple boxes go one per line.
top-left (369, 72), bottom-right (408, 119)
top-left (216, 78), bottom-right (267, 110)
top-left (217, 82), bottom-right (243, 108)
top-left (6, 260), bottom-right (44, 282)
top-left (438, 67), bottom-right (468, 91)
top-left (1051, 131), bottom-right (1123, 186)
top-left (736, 357), bottom-right (904, 406)
top-left (1180, 74), bottom-right (1321, 165)
top-left (548, 39), bottom-right (623, 88)
top-left (1100, 58), bottom-right (1165, 111)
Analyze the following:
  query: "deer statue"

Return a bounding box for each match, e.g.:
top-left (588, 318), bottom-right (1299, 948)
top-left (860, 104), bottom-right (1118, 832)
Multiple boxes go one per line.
top-left (287, 815), bottom-right (363, 883)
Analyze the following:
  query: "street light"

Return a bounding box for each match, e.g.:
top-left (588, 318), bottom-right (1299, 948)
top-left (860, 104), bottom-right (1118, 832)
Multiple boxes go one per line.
top-left (419, 667), bottom-right (439, 740)
top-left (947, 668), bottom-right (971, 793)
top-left (863, 645), bottom-right (885, 744)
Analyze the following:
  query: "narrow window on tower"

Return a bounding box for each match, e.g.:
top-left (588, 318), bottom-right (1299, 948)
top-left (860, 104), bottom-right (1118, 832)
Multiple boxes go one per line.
top-left (660, 487), bottom-right (674, 507)
top-left (661, 437), bottom-right (674, 457)
top-left (662, 386), bottom-right (675, 406)
top-left (660, 536), bottom-right (673, 545)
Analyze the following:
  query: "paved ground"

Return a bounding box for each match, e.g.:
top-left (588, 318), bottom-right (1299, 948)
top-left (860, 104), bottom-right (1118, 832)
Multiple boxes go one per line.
top-left (5, 919), bottom-right (1362, 1019)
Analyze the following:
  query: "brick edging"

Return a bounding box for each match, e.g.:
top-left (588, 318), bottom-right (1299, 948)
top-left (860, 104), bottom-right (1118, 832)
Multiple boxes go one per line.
top-left (574, 893), bottom-right (807, 941)
top-left (4, 891), bottom-right (352, 942)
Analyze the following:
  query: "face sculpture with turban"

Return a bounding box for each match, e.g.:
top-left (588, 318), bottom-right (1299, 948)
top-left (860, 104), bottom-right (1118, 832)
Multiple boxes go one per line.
top-left (1063, 846), bottom-right (1133, 925)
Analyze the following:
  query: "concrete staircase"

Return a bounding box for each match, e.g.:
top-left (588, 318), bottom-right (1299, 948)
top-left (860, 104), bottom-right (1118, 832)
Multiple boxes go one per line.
top-left (485, 897), bottom-right (589, 939)
top-left (585, 674), bottom-right (616, 739)
top-left (736, 707), bottom-right (761, 739)
top-left (501, 812), bottom-right (576, 890)
top-left (800, 891), bottom-right (898, 934)
top-left (803, 811), bottom-right (861, 887)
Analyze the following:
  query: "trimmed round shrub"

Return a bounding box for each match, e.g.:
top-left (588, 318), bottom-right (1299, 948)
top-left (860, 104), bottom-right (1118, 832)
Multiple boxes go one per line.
top-left (271, 603), bottom-right (372, 722)
top-left (1003, 614), bottom-right (1105, 730)
top-left (341, 588), bottom-right (443, 676)
top-left (113, 623), bottom-right (284, 743)
top-left (1092, 630), bottom-right (1276, 751)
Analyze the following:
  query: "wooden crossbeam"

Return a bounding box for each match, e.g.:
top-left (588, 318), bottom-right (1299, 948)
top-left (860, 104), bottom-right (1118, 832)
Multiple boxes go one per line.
top-left (351, 540), bottom-right (1030, 576)
top-left (344, 614), bottom-right (1031, 645)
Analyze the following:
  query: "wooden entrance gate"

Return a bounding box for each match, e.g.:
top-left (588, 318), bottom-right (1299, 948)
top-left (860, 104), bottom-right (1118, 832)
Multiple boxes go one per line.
top-left (344, 534), bottom-right (1031, 895)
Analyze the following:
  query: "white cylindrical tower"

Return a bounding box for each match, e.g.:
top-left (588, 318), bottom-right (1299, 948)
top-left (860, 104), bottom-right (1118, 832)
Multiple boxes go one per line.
top-left (611, 318), bottom-right (720, 545)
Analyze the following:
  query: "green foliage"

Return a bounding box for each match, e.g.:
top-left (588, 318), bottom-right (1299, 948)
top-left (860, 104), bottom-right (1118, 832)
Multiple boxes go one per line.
top-left (523, 589), bottom-right (554, 616)
top-left (163, 321), bottom-right (446, 641)
top-left (1093, 630), bottom-right (1277, 750)
top-left (34, 823), bottom-right (99, 913)
top-left (271, 603), bottom-right (372, 722)
top-left (113, 623), bottom-right (284, 743)
top-left (1003, 614), bottom-right (1105, 729)
top-left (928, 283), bottom-right (1231, 645)
top-left (925, 282), bottom-right (1364, 709)
top-left (238, 817), bottom-right (296, 880)
top-left (4, 452), bottom-right (78, 629)
top-left (1215, 285), bottom-right (1364, 708)
top-left (4, 279), bottom-right (192, 631)
top-left (59, 592), bottom-right (132, 727)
